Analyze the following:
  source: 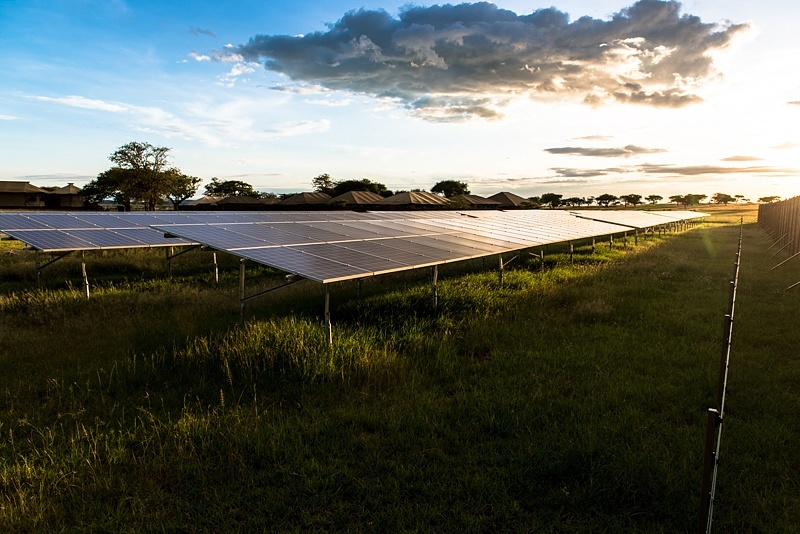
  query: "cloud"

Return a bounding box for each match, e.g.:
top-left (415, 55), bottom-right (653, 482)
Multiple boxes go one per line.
top-left (34, 95), bottom-right (129, 113)
top-left (722, 155), bottom-right (763, 162)
top-left (573, 135), bottom-right (614, 141)
top-left (189, 26), bottom-right (216, 38)
top-left (789, 101), bottom-right (800, 106)
top-left (228, 0), bottom-right (748, 121)
top-left (545, 145), bottom-right (666, 157)
top-left (639, 164), bottom-right (798, 175)
top-left (550, 163), bottom-right (798, 179)
top-left (190, 51), bottom-right (212, 62)
top-left (265, 120), bottom-right (331, 137)
top-left (0, 114), bottom-right (20, 120)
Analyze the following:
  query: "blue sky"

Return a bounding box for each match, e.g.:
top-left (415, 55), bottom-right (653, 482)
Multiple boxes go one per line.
top-left (1, 0), bottom-right (799, 200)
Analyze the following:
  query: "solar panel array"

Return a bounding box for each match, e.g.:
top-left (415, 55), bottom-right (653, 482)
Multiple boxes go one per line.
top-left (569, 209), bottom-right (708, 229)
top-left (0, 209), bottom-right (708, 284)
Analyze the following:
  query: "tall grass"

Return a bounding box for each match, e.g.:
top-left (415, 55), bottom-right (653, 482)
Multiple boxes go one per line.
top-left (0, 205), bottom-right (797, 531)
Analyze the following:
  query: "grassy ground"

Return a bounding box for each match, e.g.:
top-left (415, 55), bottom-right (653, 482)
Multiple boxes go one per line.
top-left (0, 204), bottom-right (798, 531)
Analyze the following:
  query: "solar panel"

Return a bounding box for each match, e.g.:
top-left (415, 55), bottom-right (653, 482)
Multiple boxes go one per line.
top-left (0, 209), bottom-right (708, 281)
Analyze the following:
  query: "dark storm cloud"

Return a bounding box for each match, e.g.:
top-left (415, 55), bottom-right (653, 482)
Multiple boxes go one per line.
top-left (230, 0), bottom-right (747, 120)
top-left (545, 145), bottom-right (666, 157)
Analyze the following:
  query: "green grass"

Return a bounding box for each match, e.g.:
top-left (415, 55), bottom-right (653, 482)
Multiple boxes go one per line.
top-left (0, 205), bottom-right (798, 531)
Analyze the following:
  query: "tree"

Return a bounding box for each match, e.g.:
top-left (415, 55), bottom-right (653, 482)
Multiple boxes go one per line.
top-left (645, 194), bottom-right (663, 204)
top-left (431, 180), bottom-right (470, 198)
top-left (312, 173), bottom-right (335, 195)
top-left (669, 194), bottom-right (685, 206)
top-left (204, 177), bottom-right (260, 198)
top-left (332, 179), bottom-right (389, 196)
top-left (109, 141), bottom-right (174, 210)
top-left (596, 193), bottom-right (618, 207)
top-left (82, 167), bottom-right (135, 211)
top-left (540, 192), bottom-right (563, 208)
top-left (563, 197), bottom-right (585, 207)
top-left (758, 195), bottom-right (781, 203)
top-left (621, 194), bottom-right (642, 207)
top-left (734, 194), bottom-right (745, 203)
top-left (711, 192), bottom-right (735, 205)
top-left (165, 171), bottom-right (202, 210)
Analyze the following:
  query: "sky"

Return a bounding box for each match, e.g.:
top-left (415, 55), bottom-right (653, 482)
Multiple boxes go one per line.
top-left (1, 0), bottom-right (799, 201)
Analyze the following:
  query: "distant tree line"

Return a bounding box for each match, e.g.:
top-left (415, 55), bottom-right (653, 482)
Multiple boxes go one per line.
top-left (83, 142), bottom-right (782, 211)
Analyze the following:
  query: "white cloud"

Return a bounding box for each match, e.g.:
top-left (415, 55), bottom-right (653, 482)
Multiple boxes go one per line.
top-left (266, 119), bottom-right (331, 137)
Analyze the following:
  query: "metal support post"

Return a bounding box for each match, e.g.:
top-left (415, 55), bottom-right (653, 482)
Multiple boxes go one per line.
top-left (81, 251), bottom-right (90, 300)
top-left (609, 235), bottom-right (614, 249)
top-left (569, 241), bottom-right (574, 263)
top-left (591, 237), bottom-right (596, 253)
top-left (324, 285), bottom-right (332, 346)
top-left (431, 265), bottom-right (438, 309)
top-left (540, 249), bottom-right (545, 272)
top-left (498, 255), bottom-right (504, 286)
top-left (698, 408), bottom-right (720, 533)
top-left (357, 278), bottom-right (363, 300)
top-left (212, 252), bottom-right (219, 284)
top-left (166, 246), bottom-right (173, 278)
top-left (239, 259), bottom-right (246, 321)
top-left (36, 250), bottom-right (41, 289)
top-left (635, 228), bottom-right (639, 245)
top-left (623, 231), bottom-right (628, 248)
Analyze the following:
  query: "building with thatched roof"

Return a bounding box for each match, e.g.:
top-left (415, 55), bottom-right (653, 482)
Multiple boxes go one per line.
top-left (279, 192), bottom-right (332, 206)
top-left (375, 191), bottom-right (450, 208)
top-left (328, 190), bottom-right (384, 206)
top-left (487, 191), bottom-right (528, 208)
top-left (450, 194), bottom-right (502, 209)
top-left (44, 183), bottom-right (84, 209)
top-left (0, 181), bottom-right (48, 208)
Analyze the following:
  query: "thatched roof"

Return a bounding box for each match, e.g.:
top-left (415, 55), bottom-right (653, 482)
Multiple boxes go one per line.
top-left (487, 191), bottom-right (528, 207)
top-left (279, 192), bottom-right (332, 205)
top-left (376, 191), bottom-right (450, 205)
top-left (0, 181), bottom-right (47, 194)
top-left (328, 190), bottom-right (384, 205)
top-left (452, 194), bottom-right (501, 206)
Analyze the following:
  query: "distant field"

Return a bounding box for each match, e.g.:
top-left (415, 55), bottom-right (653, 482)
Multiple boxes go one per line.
top-left (1, 204), bottom-right (798, 531)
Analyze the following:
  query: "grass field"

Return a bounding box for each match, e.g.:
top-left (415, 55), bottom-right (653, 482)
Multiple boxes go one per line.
top-left (0, 205), bottom-right (798, 531)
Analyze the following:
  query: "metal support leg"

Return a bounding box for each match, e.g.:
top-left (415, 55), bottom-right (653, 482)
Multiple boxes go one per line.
top-left (635, 228), bottom-right (639, 246)
top-left (166, 246), bottom-right (173, 278)
top-left (431, 265), bottom-right (438, 309)
top-left (213, 252), bottom-right (219, 284)
top-left (569, 241), bottom-right (574, 263)
top-left (36, 250), bottom-right (42, 289)
top-left (239, 259), bottom-right (246, 321)
top-left (623, 231), bottom-right (628, 248)
top-left (324, 285), bottom-right (332, 346)
top-left (540, 249), bottom-right (545, 272)
top-left (357, 278), bottom-right (363, 300)
top-left (591, 237), bottom-right (596, 254)
top-left (81, 251), bottom-right (90, 300)
top-left (498, 255), bottom-right (504, 286)
top-left (609, 235), bottom-right (614, 249)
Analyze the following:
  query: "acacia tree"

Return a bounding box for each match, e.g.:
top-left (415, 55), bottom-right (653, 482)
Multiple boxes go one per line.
top-left (165, 171), bottom-right (202, 210)
top-left (82, 167), bottom-right (135, 211)
top-left (621, 194), bottom-right (642, 206)
top-left (332, 179), bottom-right (389, 196)
top-left (109, 141), bottom-right (174, 210)
top-left (645, 194), bottom-right (663, 204)
top-left (711, 192), bottom-right (735, 205)
top-left (204, 177), bottom-right (261, 198)
top-left (540, 192), bottom-right (562, 208)
top-left (431, 180), bottom-right (470, 198)
top-left (312, 173), bottom-right (335, 195)
top-left (596, 193), bottom-right (618, 207)
top-left (758, 196), bottom-right (781, 203)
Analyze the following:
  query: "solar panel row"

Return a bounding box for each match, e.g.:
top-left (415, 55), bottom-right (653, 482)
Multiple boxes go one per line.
top-left (0, 210), bottom-right (707, 283)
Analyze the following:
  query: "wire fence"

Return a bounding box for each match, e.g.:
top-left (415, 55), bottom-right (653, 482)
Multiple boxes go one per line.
top-left (758, 196), bottom-right (800, 290)
top-left (697, 219), bottom-right (742, 533)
